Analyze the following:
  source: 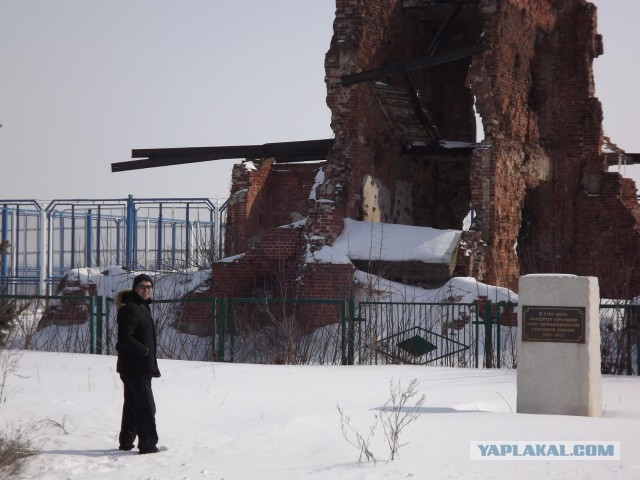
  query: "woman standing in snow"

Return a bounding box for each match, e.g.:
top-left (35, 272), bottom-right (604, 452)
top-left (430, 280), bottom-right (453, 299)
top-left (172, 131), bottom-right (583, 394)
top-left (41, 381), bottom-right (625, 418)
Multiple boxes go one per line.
top-left (115, 274), bottom-right (161, 454)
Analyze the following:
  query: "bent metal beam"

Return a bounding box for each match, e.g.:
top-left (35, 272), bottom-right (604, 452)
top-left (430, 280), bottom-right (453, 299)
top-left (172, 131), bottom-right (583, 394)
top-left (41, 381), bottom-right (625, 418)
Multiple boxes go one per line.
top-left (111, 139), bottom-right (335, 172)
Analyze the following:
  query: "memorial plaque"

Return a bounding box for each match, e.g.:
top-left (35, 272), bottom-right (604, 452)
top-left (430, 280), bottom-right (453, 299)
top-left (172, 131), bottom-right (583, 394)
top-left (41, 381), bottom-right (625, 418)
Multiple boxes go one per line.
top-left (522, 306), bottom-right (585, 343)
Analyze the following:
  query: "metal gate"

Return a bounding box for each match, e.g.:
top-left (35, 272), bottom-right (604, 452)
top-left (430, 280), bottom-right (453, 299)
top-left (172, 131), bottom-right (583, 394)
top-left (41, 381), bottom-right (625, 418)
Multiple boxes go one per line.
top-left (353, 301), bottom-right (519, 368)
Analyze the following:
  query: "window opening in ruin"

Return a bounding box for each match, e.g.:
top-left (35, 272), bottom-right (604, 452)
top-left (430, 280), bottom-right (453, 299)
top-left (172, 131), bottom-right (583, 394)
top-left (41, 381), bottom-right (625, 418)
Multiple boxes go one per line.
top-left (473, 95), bottom-right (485, 142)
top-left (463, 205), bottom-right (474, 231)
top-left (253, 274), bottom-right (277, 300)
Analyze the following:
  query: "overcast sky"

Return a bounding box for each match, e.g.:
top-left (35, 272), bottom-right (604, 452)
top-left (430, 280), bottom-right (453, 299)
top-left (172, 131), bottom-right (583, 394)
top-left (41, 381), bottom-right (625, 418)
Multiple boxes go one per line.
top-left (1, 0), bottom-right (638, 202)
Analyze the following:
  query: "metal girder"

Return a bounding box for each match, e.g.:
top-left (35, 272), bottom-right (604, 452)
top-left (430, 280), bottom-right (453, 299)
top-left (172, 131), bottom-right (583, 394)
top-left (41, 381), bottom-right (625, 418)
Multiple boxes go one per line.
top-left (401, 142), bottom-right (477, 159)
top-left (426, 1), bottom-right (464, 55)
top-left (401, 73), bottom-right (441, 143)
top-left (112, 139), bottom-right (334, 172)
top-left (341, 42), bottom-right (484, 86)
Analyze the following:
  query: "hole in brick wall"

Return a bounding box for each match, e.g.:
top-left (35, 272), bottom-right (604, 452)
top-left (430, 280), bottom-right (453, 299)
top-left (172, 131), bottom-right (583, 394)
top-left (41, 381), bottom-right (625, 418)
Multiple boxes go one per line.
top-left (473, 96), bottom-right (485, 142)
top-left (253, 274), bottom-right (277, 299)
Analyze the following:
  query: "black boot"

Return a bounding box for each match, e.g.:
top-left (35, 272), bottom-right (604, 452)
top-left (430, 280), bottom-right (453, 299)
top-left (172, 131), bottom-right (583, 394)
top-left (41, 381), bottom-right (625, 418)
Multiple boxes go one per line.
top-left (139, 446), bottom-right (160, 454)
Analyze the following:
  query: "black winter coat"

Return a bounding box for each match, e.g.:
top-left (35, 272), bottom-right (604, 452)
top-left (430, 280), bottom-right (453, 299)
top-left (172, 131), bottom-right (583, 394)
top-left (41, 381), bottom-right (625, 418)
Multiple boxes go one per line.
top-left (115, 289), bottom-right (161, 378)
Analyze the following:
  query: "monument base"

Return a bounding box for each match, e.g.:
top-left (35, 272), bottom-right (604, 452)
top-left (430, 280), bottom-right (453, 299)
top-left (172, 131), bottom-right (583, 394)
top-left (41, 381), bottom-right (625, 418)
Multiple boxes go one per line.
top-left (517, 274), bottom-right (602, 417)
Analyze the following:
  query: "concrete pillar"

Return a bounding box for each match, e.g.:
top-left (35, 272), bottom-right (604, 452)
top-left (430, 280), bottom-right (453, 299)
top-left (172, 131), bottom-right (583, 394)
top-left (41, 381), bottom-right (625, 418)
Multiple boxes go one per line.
top-left (517, 274), bottom-right (602, 417)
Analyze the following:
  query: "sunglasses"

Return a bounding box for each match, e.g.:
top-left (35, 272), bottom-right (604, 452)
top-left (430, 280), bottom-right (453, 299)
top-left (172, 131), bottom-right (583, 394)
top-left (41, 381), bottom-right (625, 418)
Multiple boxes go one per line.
top-left (137, 284), bottom-right (153, 290)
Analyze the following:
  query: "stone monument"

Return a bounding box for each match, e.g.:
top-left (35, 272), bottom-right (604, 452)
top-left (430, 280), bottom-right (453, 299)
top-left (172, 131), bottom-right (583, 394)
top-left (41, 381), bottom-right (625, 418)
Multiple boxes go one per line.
top-left (517, 274), bottom-right (602, 417)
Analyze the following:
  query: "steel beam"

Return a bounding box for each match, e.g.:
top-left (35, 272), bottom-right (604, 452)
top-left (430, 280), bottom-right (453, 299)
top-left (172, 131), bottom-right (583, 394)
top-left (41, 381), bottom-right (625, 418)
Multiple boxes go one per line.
top-left (341, 43), bottom-right (484, 86)
top-left (112, 139), bottom-right (334, 172)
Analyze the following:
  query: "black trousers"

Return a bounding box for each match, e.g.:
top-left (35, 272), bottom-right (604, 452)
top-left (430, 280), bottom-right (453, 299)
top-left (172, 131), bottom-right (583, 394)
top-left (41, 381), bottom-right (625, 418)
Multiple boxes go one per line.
top-left (119, 375), bottom-right (158, 450)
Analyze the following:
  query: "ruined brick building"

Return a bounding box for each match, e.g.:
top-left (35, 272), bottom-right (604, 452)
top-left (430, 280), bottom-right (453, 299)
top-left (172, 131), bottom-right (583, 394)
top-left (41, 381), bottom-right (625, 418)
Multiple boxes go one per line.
top-left (221, 0), bottom-right (640, 301)
top-left (116, 0), bottom-right (640, 323)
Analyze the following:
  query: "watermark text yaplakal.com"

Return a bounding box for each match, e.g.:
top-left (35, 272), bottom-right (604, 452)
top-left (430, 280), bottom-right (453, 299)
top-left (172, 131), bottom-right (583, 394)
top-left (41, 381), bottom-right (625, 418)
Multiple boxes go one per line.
top-left (470, 441), bottom-right (620, 460)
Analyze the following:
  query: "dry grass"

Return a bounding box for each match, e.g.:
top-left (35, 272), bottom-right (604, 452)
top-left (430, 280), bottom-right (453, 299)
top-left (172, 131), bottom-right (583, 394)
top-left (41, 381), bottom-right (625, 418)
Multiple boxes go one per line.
top-left (0, 426), bottom-right (39, 477)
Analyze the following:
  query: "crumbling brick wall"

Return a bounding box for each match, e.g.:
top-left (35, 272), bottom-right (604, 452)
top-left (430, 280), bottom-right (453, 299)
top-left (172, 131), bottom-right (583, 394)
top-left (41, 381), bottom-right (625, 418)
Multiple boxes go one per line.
top-left (316, 0), bottom-right (640, 297)
top-left (319, 0), bottom-right (477, 240)
top-left (467, 0), bottom-right (559, 289)
top-left (178, 226), bottom-right (309, 334)
top-left (37, 281), bottom-right (97, 330)
top-left (225, 159), bottom-right (321, 255)
top-left (469, 0), bottom-right (640, 296)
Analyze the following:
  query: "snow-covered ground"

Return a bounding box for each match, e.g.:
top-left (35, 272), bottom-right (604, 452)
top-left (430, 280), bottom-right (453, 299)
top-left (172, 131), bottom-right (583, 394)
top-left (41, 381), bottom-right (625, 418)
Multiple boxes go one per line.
top-left (2, 214), bottom-right (638, 478)
top-left (1, 350), bottom-right (639, 479)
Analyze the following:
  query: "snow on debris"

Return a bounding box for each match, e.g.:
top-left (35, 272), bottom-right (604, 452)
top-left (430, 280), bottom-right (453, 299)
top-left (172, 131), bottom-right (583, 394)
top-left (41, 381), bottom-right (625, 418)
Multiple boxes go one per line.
top-left (308, 218), bottom-right (461, 265)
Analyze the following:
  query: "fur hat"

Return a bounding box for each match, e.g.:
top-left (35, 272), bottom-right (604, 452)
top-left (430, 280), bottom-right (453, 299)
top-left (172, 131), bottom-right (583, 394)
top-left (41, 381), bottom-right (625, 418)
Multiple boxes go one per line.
top-left (132, 274), bottom-right (154, 289)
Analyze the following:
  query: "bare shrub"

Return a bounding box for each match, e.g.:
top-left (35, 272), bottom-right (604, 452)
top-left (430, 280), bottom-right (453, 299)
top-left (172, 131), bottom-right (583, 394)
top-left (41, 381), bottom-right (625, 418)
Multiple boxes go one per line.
top-left (0, 349), bottom-right (22, 404)
top-left (337, 404), bottom-right (378, 463)
top-left (379, 378), bottom-right (426, 460)
top-left (600, 300), bottom-right (638, 375)
top-left (338, 377), bottom-right (426, 462)
top-left (0, 425), bottom-right (39, 477)
top-left (231, 301), bottom-right (344, 365)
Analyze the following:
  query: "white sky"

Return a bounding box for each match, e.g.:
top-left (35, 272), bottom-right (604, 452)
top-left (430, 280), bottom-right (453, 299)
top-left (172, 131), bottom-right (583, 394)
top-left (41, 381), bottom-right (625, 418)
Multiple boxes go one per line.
top-left (0, 0), bottom-right (638, 202)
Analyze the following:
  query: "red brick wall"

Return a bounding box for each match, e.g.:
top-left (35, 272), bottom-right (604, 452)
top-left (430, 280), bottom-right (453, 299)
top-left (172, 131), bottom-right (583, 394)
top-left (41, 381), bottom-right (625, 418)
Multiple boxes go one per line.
top-left (573, 174), bottom-right (640, 297)
top-left (37, 281), bottom-right (97, 329)
top-left (198, 0), bottom-right (640, 335)
top-left (317, 0), bottom-right (640, 297)
top-left (179, 226), bottom-right (312, 333)
top-left (296, 262), bottom-right (355, 330)
top-left (466, 0), bottom-right (559, 290)
top-left (225, 159), bottom-right (273, 256)
top-left (321, 0), bottom-right (477, 236)
top-left (467, 0), bottom-right (640, 296)
top-left (225, 159), bottom-right (321, 256)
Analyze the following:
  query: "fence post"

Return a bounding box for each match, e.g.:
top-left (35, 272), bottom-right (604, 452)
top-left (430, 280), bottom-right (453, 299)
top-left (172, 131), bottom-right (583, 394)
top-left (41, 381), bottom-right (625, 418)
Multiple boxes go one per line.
top-left (157, 203), bottom-right (163, 270)
top-left (105, 296), bottom-right (112, 356)
top-left (86, 209), bottom-right (93, 268)
top-left (210, 297), bottom-right (216, 360)
top-left (629, 304), bottom-right (639, 376)
top-left (1, 205), bottom-right (7, 295)
top-left (218, 298), bottom-right (226, 361)
top-left (484, 300), bottom-right (493, 368)
top-left (474, 302), bottom-right (479, 368)
top-left (96, 205), bottom-right (101, 268)
top-left (229, 298), bottom-right (235, 362)
top-left (70, 205), bottom-right (76, 269)
top-left (636, 307), bottom-right (640, 376)
top-left (96, 295), bottom-right (104, 354)
top-left (185, 203), bottom-right (191, 269)
top-left (125, 194), bottom-right (134, 270)
top-left (89, 295), bottom-right (95, 354)
top-left (37, 204), bottom-right (46, 295)
top-left (15, 205), bottom-right (20, 281)
top-left (496, 301), bottom-right (503, 369)
top-left (347, 299), bottom-right (355, 365)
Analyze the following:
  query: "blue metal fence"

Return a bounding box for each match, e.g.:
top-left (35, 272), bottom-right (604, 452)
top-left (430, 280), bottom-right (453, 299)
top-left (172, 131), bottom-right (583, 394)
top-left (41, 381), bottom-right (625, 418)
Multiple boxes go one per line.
top-left (1, 195), bottom-right (227, 295)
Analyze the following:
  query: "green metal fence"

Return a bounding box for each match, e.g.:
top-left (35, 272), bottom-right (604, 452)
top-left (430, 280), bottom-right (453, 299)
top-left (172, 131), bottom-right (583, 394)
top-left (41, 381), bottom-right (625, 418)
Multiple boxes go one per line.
top-left (228, 298), bottom-right (347, 364)
top-left (599, 303), bottom-right (640, 375)
top-left (105, 296), bottom-right (223, 362)
top-left (104, 296), bottom-right (347, 364)
top-left (2, 293), bottom-right (638, 374)
top-left (353, 300), bottom-right (519, 368)
top-left (1, 294), bottom-right (104, 354)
